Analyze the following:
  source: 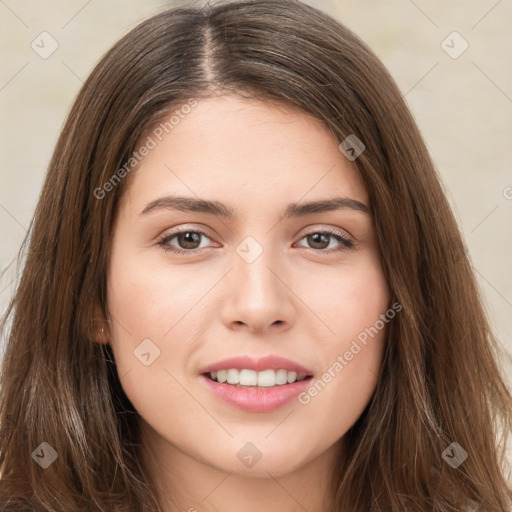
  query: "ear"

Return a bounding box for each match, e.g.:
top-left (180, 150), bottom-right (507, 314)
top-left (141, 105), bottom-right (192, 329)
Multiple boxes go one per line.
top-left (93, 301), bottom-right (110, 345)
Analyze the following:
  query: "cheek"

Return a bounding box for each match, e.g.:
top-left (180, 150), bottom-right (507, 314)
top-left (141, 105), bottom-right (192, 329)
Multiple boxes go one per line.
top-left (106, 245), bottom-right (210, 341)
top-left (105, 245), bottom-right (199, 382)
top-left (307, 253), bottom-right (390, 343)
top-left (299, 255), bottom-right (390, 425)
top-left (105, 251), bottom-right (206, 429)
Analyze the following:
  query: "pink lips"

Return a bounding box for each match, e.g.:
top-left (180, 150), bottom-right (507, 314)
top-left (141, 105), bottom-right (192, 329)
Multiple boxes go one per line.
top-left (198, 355), bottom-right (314, 413)
top-left (198, 355), bottom-right (313, 375)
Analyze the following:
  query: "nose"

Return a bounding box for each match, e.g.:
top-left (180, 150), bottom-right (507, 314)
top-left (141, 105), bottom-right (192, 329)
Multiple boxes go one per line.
top-left (220, 241), bottom-right (296, 334)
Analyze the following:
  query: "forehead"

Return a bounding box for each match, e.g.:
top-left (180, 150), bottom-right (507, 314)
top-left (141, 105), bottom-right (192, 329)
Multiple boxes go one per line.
top-left (120, 95), bottom-right (369, 216)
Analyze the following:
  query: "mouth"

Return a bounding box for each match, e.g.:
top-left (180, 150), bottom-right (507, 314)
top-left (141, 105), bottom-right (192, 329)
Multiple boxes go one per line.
top-left (198, 355), bottom-right (314, 412)
top-left (203, 369), bottom-right (313, 388)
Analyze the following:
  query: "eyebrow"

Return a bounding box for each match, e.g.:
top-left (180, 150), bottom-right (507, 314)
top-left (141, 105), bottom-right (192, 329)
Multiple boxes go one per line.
top-left (140, 195), bottom-right (371, 218)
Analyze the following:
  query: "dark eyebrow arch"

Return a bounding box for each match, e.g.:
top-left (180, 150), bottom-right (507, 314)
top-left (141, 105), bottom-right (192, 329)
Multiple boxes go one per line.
top-left (140, 195), bottom-right (371, 218)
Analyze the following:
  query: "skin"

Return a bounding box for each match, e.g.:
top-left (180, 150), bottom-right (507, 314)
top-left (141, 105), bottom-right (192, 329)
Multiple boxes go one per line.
top-left (97, 94), bottom-right (390, 512)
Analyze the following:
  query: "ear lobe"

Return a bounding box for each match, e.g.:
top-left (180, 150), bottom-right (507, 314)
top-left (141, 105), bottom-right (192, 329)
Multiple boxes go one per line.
top-left (93, 302), bottom-right (110, 345)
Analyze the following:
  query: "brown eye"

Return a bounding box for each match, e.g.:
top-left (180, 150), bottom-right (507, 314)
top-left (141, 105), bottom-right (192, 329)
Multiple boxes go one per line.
top-left (174, 231), bottom-right (202, 250)
top-left (157, 229), bottom-right (213, 254)
top-left (295, 230), bottom-right (354, 253)
top-left (306, 233), bottom-right (330, 250)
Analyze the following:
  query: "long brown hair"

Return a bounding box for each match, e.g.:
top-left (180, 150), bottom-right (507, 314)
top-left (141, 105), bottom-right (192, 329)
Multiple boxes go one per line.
top-left (1, 1), bottom-right (510, 510)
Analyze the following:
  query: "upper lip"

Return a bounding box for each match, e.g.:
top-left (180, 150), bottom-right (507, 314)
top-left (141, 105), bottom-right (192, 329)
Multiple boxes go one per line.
top-left (199, 355), bottom-right (314, 376)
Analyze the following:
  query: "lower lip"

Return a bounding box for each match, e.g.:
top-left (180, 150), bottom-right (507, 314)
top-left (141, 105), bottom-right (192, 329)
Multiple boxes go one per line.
top-left (200, 375), bottom-right (312, 413)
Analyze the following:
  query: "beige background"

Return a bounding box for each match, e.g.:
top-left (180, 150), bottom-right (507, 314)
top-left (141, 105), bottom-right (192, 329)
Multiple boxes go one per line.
top-left (0, 1), bottom-right (511, 392)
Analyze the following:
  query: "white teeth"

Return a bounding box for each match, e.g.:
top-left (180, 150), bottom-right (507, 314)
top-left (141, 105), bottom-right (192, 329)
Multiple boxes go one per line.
top-left (287, 371), bottom-right (297, 384)
top-left (257, 369), bottom-right (275, 387)
top-left (276, 369), bottom-right (288, 385)
top-left (227, 369), bottom-right (239, 384)
top-left (239, 369), bottom-right (257, 386)
top-left (208, 368), bottom-right (308, 387)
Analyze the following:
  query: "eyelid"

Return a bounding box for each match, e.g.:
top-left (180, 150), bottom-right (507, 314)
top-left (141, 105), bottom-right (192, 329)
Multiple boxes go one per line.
top-left (155, 223), bottom-right (215, 240)
top-left (156, 223), bottom-right (355, 255)
top-left (296, 224), bottom-right (352, 241)
top-left (155, 225), bottom-right (217, 247)
top-left (157, 223), bottom-right (353, 241)
top-left (293, 226), bottom-right (354, 252)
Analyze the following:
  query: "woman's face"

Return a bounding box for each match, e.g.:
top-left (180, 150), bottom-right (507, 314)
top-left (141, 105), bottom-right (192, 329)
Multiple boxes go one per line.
top-left (104, 94), bottom-right (390, 477)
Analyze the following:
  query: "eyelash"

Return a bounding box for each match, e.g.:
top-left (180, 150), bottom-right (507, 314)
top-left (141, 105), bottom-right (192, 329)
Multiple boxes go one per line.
top-left (156, 227), bottom-right (354, 255)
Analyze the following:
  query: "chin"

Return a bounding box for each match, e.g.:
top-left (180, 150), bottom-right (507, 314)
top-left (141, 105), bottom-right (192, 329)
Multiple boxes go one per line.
top-left (206, 443), bottom-right (313, 478)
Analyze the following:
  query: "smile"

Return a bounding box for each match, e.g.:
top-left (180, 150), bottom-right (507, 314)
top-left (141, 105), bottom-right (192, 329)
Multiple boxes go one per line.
top-left (206, 368), bottom-right (310, 387)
